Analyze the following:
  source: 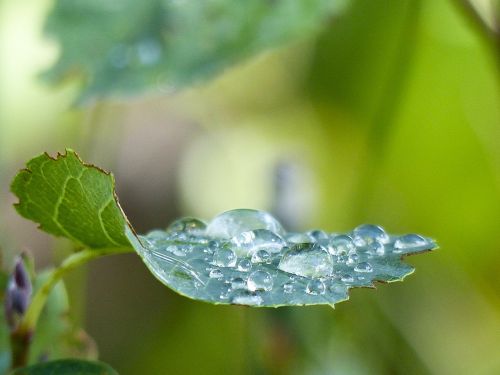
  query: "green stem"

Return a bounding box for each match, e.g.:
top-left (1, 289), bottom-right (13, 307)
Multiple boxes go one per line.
top-left (10, 246), bottom-right (132, 369)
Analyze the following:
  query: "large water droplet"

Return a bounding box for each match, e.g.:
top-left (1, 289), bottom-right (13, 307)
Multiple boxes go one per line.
top-left (394, 234), bottom-right (429, 252)
top-left (247, 270), bottom-right (273, 292)
top-left (278, 243), bottom-right (334, 278)
top-left (330, 235), bottom-right (356, 255)
top-left (231, 229), bottom-right (285, 257)
top-left (352, 224), bottom-right (389, 246)
top-left (206, 209), bottom-right (284, 239)
top-left (306, 280), bottom-right (326, 295)
top-left (231, 290), bottom-right (263, 306)
top-left (167, 217), bottom-right (207, 233)
top-left (354, 262), bottom-right (373, 273)
top-left (251, 249), bottom-right (271, 264)
top-left (212, 247), bottom-right (237, 268)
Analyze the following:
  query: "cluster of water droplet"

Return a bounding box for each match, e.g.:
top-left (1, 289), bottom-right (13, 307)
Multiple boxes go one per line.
top-left (140, 209), bottom-right (435, 307)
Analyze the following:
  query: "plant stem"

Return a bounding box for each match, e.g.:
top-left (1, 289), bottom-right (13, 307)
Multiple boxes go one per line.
top-left (10, 246), bottom-right (132, 369)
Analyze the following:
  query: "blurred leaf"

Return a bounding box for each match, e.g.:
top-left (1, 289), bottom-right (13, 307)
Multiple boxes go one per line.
top-left (10, 359), bottom-right (118, 375)
top-left (0, 268), bottom-right (11, 374)
top-left (29, 272), bottom-right (96, 364)
top-left (10, 150), bottom-right (132, 250)
top-left (126, 211), bottom-right (436, 307)
top-left (43, 0), bottom-right (347, 102)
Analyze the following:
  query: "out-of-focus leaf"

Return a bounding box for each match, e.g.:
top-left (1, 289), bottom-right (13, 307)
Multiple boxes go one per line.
top-left (126, 209), bottom-right (437, 307)
top-left (10, 359), bottom-right (118, 375)
top-left (29, 272), bottom-right (97, 364)
top-left (0, 268), bottom-right (11, 374)
top-left (42, 0), bottom-right (347, 102)
top-left (10, 150), bottom-right (132, 250)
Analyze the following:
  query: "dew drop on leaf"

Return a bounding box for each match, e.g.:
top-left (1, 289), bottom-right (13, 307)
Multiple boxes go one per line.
top-left (231, 229), bottom-right (285, 257)
top-left (206, 209), bottom-right (284, 239)
top-left (209, 269), bottom-right (224, 279)
top-left (354, 262), bottom-right (373, 273)
top-left (237, 258), bottom-right (252, 272)
top-left (394, 234), bottom-right (429, 252)
top-left (167, 217), bottom-right (207, 233)
top-left (251, 249), bottom-right (271, 264)
top-left (330, 235), bottom-right (356, 255)
top-left (247, 270), bottom-right (273, 292)
top-left (212, 247), bottom-right (237, 268)
top-left (278, 243), bottom-right (334, 278)
top-left (231, 290), bottom-right (263, 306)
top-left (352, 224), bottom-right (389, 246)
top-left (306, 279), bottom-right (326, 295)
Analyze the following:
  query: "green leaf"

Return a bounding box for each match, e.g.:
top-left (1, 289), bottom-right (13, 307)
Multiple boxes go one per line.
top-left (126, 210), bottom-right (437, 308)
top-left (10, 359), bottom-right (118, 375)
top-left (42, 0), bottom-right (347, 102)
top-left (11, 150), bottom-right (132, 250)
top-left (12, 152), bottom-right (436, 308)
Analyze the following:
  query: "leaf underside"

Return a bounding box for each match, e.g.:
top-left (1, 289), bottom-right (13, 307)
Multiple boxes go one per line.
top-left (10, 359), bottom-right (118, 375)
top-left (11, 150), bottom-right (131, 250)
top-left (43, 0), bottom-right (345, 102)
top-left (12, 151), bottom-right (437, 308)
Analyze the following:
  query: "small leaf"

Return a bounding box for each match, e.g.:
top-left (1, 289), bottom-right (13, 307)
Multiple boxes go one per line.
top-left (10, 359), bottom-right (118, 375)
top-left (126, 210), bottom-right (437, 308)
top-left (11, 150), bottom-right (132, 250)
top-left (42, 0), bottom-right (347, 102)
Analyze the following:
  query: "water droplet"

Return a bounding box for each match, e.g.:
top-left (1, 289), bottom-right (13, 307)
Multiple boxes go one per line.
top-left (251, 249), bottom-right (271, 264)
top-left (306, 280), bottom-right (326, 295)
top-left (212, 247), bottom-right (237, 268)
top-left (247, 270), bottom-right (273, 292)
top-left (330, 235), bottom-right (356, 255)
top-left (206, 209), bottom-right (284, 239)
top-left (278, 243), bottom-right (334, 278)
top-left (352, 224), bottom-right (389, 246)
top-left (237, 259), bottom-right (252, 272)
top-left (308, 230), bottom-right (328, 241)
top-left (285, 232), bottom-right (313, 244)
top-left (167, 217), bottom-right (207, 233)
top-left (209, 269), bottom-right (223, 279)
top-left (231, 277), bottom-right (247, 289)
top-left (394, 234), bottom-right (429, 252)
top-left (231, 229), bottom-right (285, 257)
top-left (231, 290), bottom-right (263, 306)
top-left (370, 241), bottom-right (385, 255)
top-left (354, 262), bottom-right (373, 273)
top-left (283, 282), bottom-right (294, 294)
top-left (340, 274), bottom-right (354, 282)
top-left (346, 253), bottom-right (359, 265)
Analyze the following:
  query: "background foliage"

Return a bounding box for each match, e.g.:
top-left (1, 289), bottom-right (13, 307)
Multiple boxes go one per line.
top-left (0, 0), bottom-right (499, 374)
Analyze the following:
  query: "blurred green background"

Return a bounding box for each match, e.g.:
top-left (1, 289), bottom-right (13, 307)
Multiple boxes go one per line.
top-left (1, 0), bottom-right (499, 374)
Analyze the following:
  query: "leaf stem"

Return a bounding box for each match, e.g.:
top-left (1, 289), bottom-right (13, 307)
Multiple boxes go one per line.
top-left (10, 246), bottom-right (132, 369)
